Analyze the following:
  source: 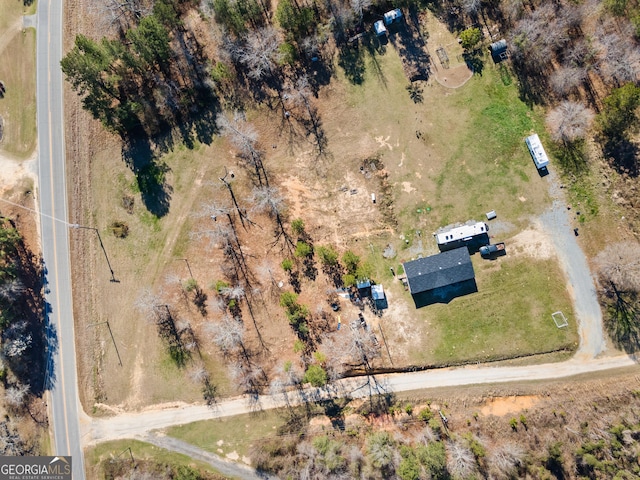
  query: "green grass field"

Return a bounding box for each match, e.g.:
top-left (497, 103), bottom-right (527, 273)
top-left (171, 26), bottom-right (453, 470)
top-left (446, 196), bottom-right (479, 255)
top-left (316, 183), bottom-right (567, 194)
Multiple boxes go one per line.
top-left (165, 409), bottom-right (287, 459)
top-left (326, 43), bottom-right (577, 366)
top-left (85, 439), bottom-right (231, 479)
top-left (412, 257), bottom-right (578, 364)
top-left (0, 25), bottom-right (36, 158)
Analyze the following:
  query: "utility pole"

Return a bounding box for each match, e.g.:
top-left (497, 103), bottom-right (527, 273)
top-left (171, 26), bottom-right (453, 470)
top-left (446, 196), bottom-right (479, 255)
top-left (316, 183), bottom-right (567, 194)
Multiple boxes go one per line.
top-left (69, 224), bottom-right (117, 282)
top-left (116, 446), bottom-right (136, 468)
top-left (219, 167), bottom-right (254, 230)
top-left (180, 258), bottom-right (194, 279)
top-left (87, 321), bottom-right (123, 367)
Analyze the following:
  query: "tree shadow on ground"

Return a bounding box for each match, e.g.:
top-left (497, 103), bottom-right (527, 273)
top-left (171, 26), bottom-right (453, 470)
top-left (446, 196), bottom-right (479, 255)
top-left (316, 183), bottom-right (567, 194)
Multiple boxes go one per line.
top-left (511, 58), bottom-right (552, 108)
top-left (1, 232), bottom-right (51, 397)
top-left (603, 291), bottom-right (640, 354)
top-left (317, 398), bottom-right (348, 431)
top-left (387, 13), bottom-right (431, 82)
top-left (115, 26), bottom-right (220, 217)
top-left (119, 87), bottom-right (214, 216)
top-left (463, 52), bottom-right (484, 75)
top-left (602, 136), bottom-right (639, 178)
top-left (550, 140), bottom-right (589, 176)
top-left (338, 43), bottom-right (367, 85)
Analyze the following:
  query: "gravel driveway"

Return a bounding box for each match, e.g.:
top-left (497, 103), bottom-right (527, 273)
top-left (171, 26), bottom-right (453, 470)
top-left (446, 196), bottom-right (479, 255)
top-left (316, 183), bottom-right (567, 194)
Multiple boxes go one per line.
top-left (539, 171), bottom-right (606, 358)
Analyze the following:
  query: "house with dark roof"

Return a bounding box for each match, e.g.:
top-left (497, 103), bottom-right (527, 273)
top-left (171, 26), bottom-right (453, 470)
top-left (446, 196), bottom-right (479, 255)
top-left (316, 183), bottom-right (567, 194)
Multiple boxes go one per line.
top-left (402, 247), bottom-right (477, 307)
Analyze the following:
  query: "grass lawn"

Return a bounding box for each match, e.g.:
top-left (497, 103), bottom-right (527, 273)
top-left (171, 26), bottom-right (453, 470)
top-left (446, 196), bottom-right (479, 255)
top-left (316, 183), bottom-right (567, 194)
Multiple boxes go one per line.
top-left (410, 257), bottom-right (578, 364)
top-left (0, 27), bottom-right (36, 158)
top-left (23, 0), bottom-right (37, 16)
top-left (84, 439), bottom-right (231, 479)
top-left (0, 0), bottom-right (26, 32)
top-left (165, 409), bottom-right (287, 460)
top-left (315, 43), bottom-right (576, 366)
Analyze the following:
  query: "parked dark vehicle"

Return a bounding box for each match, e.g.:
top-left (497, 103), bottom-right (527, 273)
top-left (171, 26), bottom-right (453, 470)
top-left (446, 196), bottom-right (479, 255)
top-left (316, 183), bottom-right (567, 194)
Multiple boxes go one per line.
top-left (479, 242), bottom-right (506, 258)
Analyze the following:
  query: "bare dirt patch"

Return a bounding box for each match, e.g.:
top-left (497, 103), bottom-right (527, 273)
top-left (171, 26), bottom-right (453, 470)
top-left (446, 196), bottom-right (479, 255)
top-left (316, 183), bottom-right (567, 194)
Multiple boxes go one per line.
top-left (479, 395), bottom-right (541, 416)
top-left (506, 224), bottom-right (556, 260)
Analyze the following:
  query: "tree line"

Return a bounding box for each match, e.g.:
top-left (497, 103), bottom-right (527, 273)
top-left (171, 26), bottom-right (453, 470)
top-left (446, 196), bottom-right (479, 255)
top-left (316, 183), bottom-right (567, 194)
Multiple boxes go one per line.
top-left (61, 0), bottom-right (211, 139)
top-left (0, 216), bottom-right (48, 455)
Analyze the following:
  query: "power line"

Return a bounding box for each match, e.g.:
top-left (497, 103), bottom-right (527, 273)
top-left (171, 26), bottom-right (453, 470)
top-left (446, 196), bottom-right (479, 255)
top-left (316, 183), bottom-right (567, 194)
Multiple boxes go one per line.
top-left (0, 196), bottom-right (71, 226)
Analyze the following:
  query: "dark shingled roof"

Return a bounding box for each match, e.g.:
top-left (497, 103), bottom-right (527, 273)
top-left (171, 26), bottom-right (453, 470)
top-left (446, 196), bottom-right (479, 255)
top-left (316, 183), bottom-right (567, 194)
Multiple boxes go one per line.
top-left (403, 247), bottom-right (475, 294)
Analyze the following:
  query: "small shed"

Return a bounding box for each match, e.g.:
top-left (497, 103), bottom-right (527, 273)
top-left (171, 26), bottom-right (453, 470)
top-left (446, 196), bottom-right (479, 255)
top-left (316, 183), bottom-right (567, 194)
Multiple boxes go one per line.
top-left (357, 279), bottom-right (372, 298)
top-left (489, 39), bottom-right (508, 62)
top-left (383, 8), bottom-right (403, 26)
top-left (371, 284), bottom-right (388, 310)
top-left (374, 20), bottom-right (387, 36)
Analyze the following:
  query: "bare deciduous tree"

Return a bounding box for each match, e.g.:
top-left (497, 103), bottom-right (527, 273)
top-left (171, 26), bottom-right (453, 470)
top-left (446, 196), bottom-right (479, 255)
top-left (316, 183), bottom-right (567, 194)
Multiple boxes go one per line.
top-left (251, 185), bottom-right (294, 250)
top-left (595, 242), bottom-right (640, 352)
top-left (189, 364), bottom-right (210, 384)
top-left (3, 321), bottom-right (31, 358)
top-left (461, 0), bottom-right (482, 15)
top-left (595, 242), bottom-right (640, 292)
top-left (228, 361), bottom-right (267, 395)
top-left (4, 383), bottom-right (29, 408)
top-left (230, 27), bottom-right (282, 80)
top-left (90, 0), bottom-right (150, 34)
top-left (220, 285), bottom-right (246, 301)
top-left (447, 439), bottom-right (477, 479)
top-left (549, 66), bottom-right (587, 96)
top-left (0, 279), bottom-right (25, 302)
top-left (322, 325), bottom-right (381, 379)
top-left (488, 443), bottom-right (525, 479)
top-left (206, 315), bottom-right (245, 356)
top-left (597, 30), bottom-right (640, 85)
top-left (350, 0), bottom-right (371, 22)
top-left (134, 288), bottom-right (164, 322)
top-left (0, 420), bottom-right (29, 456)
top-left (510, 4), bottom-right (569, 69)
top-left (546, 101), bottom-right (594, 144)
top-left (217, 113), bottom-right (268, 186)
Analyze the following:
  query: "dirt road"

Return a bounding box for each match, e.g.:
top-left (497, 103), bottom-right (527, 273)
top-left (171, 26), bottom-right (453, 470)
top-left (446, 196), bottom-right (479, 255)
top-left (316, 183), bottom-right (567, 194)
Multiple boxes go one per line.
top-left (139, 432), bottom-right (275, 480)
top-left (87, 355), bottom-right (637, 446)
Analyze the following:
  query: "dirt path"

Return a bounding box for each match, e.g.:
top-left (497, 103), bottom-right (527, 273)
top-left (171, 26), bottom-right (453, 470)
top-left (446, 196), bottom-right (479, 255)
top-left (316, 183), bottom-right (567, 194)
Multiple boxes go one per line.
top-left (139, 432), bottom-right (274, 480)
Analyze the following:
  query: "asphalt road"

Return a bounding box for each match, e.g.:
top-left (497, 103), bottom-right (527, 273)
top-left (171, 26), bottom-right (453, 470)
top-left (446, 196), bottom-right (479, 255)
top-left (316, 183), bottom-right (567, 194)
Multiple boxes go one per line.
top-left (36, 1), bottom-right (86, 477)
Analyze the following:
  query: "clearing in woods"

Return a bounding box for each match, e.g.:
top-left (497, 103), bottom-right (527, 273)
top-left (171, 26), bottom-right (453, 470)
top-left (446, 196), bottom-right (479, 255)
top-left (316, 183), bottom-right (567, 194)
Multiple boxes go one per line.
top-left (65, 4), bottom-right (577, 415)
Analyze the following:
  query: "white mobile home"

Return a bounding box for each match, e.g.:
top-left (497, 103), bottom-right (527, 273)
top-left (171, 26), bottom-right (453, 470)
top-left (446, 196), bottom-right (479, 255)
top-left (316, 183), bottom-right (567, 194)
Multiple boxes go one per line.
top-left (525, 134), bottom-right (549, 170)
top-left (434, 221), bottom-right (489, 251)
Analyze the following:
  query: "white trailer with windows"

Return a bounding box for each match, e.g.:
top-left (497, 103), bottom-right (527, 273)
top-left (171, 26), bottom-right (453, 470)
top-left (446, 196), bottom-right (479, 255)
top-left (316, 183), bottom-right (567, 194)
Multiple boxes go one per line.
top-left (434, 221), bottom-right (489, 251)
top-left (525, 133), bottom-right (549, 170)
